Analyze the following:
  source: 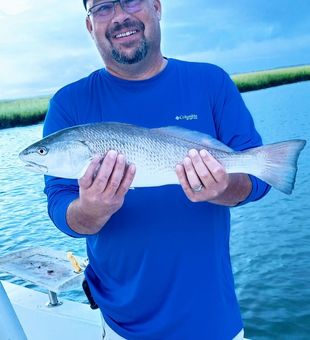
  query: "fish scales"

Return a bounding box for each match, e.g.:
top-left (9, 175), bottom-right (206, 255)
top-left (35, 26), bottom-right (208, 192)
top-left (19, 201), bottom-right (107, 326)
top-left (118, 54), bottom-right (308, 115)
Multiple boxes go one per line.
top-left (79, 124), bottom-right (231, 178)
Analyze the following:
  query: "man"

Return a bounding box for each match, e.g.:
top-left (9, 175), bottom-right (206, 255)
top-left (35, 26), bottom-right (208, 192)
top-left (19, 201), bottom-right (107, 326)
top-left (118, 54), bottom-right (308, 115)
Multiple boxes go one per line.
top-left (43, 0), bottom-right (270, 339)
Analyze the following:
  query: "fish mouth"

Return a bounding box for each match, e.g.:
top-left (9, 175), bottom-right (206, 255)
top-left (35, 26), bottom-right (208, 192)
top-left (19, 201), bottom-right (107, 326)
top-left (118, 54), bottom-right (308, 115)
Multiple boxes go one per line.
top-left (19, 151), bottom-right (48, 174)
top-left (23, 161), bottom-right (48, 174)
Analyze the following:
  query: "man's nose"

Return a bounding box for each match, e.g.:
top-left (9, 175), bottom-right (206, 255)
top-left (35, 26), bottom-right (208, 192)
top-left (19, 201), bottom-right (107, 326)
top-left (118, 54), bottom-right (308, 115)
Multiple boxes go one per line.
top-left (112, 2), bottom-right (131, 24)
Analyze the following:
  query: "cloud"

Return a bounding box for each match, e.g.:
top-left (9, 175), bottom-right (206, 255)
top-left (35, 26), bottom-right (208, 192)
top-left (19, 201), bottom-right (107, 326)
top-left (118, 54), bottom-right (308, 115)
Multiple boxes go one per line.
top-left (0, 0), bottom-right (309, 99)
top-left (175, 34), bottom-right (310, 72)
top-left (161, 0), bottom-right (310, 72)
top-left (0, 1), bottom-right (103, 99)
top-left (0, 0), bottom-right (31, 16)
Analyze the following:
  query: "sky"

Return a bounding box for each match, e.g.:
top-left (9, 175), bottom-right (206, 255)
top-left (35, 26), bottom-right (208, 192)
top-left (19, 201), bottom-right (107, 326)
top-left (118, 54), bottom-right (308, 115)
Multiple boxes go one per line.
top-left (0, 0), bottom-right (309, 99)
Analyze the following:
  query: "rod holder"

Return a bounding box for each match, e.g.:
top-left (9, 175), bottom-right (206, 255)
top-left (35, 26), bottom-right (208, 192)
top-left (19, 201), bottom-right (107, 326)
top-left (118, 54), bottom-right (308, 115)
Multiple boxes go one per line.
top-left (47, 291), bottom-right (63, 307)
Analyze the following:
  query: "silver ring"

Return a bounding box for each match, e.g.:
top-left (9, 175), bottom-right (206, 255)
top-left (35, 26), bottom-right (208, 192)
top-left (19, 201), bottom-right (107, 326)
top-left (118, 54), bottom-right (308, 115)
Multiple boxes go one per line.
top-left (192, 184), bottom-right (204, 192)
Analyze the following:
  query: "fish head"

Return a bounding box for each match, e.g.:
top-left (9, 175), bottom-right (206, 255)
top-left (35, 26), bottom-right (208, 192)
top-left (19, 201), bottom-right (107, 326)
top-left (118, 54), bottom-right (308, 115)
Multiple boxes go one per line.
top-left (19, 131), bottom-right (93, 179)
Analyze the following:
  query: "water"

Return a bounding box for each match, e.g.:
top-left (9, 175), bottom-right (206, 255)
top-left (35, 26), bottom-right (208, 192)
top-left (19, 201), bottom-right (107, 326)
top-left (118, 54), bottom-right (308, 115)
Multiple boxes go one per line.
top-left (0, 125), bottom-right (87, 301)
top-left (231, 82), bottom-right (310, 339)
top-left (0, 82), bottom-right (309, 339)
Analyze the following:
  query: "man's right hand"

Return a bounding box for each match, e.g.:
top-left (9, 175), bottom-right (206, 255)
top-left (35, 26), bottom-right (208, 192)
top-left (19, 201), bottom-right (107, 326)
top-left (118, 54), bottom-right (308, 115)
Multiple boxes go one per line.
top-left (66, 150), bottom-right (136, 235)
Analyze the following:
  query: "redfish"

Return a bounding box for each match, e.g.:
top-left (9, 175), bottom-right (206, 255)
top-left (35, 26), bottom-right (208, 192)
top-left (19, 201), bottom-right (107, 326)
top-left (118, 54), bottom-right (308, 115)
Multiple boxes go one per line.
top-left (19, 122), bottom-right (306, 194)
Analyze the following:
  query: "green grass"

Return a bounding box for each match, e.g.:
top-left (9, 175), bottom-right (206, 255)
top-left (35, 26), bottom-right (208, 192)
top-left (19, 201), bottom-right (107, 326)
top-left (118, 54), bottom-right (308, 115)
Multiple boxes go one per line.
top-left (0, 96), bottom-right (50, 129)
top-left (232, 65), bottom-right (310, 92)
top-left (1, 65), bottom-right (309, 129)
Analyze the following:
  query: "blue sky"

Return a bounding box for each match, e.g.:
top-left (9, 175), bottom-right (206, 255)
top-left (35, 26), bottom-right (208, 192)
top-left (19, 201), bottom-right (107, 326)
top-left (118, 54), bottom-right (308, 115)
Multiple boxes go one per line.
top-left (0, 0), bottom-right (309, 99)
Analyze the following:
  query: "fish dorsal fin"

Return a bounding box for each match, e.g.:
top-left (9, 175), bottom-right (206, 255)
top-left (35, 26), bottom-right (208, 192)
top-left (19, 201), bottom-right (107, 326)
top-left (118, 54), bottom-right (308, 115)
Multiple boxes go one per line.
top-left (151, 126), bottom-right (233, 152)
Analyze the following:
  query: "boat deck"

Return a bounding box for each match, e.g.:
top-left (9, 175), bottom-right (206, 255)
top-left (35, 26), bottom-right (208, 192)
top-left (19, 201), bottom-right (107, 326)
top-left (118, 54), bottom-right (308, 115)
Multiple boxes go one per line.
top-left (3, 281), bottom-right (102, 340)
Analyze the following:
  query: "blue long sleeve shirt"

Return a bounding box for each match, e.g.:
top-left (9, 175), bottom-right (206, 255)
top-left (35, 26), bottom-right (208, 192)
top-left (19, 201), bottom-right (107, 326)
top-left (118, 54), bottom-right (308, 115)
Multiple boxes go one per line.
top-left (44, 59), bottom-right (270, 339)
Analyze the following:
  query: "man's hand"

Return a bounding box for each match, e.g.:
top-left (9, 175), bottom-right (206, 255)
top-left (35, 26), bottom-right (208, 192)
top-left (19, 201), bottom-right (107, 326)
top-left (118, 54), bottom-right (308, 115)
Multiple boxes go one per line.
top-left (175, 149), bottom-right (252, 206)
top-left (67, 150), bottom-right (136, 234)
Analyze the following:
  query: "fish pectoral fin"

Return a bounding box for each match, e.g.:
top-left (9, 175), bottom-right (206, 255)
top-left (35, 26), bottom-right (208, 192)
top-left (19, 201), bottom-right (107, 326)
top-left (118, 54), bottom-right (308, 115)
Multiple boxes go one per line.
top-left (74, 160), bottom-right (92, 179)
top-left (151, 126), bottom-right (233, 152)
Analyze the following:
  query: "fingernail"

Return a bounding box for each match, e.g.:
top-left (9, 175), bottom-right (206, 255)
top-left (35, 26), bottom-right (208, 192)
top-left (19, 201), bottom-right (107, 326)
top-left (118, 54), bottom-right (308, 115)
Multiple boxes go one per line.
top-left (117, 154), bottom-right (125, 162)
top-left (188, 149), bottom-right (198, 157)
top-left (107, 150), bottom-right (117, 159)
top-left (129, 163), bottom-right (136, 174)
top-left (184, 157), bottom-right (192, 166)
top-left (200, 149), bottom-right (208, 158)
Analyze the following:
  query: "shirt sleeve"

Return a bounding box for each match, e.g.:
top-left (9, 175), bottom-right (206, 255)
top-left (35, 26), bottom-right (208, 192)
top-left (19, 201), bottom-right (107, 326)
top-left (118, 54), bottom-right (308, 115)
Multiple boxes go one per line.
top-left (212, 69), bottom-right (271, 205)
top-left (43, 93), bottom-right (86, 238)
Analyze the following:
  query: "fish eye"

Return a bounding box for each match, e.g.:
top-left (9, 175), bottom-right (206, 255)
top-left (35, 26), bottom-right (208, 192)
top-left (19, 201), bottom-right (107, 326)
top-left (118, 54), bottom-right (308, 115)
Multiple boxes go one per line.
top-left (37, 146), bottom-right (48, 156)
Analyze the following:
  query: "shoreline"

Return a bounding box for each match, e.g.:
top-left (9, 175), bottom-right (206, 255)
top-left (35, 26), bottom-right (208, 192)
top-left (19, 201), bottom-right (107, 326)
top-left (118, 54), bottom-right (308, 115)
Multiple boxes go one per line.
top-left (1, 65), bottom-right (309, 129)
top-left (232, 65), bottom-right (310, 92)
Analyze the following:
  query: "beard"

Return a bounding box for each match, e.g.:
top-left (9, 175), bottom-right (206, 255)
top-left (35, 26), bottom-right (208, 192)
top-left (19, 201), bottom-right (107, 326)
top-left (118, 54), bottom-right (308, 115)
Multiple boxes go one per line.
top-left (106, 19), bottom-right (148, 65)
top-left (111, 38), bottom-right (148, 64)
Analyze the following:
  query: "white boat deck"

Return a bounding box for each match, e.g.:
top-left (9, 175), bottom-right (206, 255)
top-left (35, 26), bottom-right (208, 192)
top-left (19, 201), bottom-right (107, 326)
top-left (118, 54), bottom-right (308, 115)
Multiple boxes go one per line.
top-left (3, 281), bottom-right (102, 340)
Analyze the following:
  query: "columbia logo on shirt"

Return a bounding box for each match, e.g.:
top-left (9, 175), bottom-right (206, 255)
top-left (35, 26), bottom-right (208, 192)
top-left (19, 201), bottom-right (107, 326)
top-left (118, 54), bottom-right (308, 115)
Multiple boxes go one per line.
top-left (175, 114), bottom-right (198, 121)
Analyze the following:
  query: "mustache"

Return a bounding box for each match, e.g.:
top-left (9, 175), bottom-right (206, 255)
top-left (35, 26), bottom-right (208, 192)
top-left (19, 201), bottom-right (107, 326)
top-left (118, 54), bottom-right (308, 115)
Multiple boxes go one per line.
top-left (106, 20), bottom-right (145, 39)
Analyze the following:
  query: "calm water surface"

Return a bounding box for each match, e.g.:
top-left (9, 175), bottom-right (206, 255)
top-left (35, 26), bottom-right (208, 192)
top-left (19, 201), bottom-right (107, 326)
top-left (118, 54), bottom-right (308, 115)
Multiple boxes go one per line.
top-left (0, 82), bottom-right (309, 339)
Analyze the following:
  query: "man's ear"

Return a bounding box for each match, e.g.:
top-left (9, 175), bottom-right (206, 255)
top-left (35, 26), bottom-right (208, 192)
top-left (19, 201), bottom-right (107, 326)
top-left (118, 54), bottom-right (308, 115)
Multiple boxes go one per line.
top-left (86, 17), bottom-right (94, 37)
top-left (154, 0), bottom-right (162, 20)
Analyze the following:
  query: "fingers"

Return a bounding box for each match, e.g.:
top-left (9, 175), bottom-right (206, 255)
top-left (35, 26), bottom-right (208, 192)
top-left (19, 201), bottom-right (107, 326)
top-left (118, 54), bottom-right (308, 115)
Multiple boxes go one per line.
top-left (79, 150), bottom-right (135, 198)
top-left (199, 149), bottom-right (227, 183)
top-left (116, 163), bottom-right (136, 197)
top-left (104, 153), bottom-right (127, 195)
top-left (75, 151), bottom-right (135, 232)
top-left (78, 156), bottom-right (102, 189)
top-left (188, 149), bottom-right (215, 186)
top-left (179, 149), bottom-right (215, 192)
top-left (93, 150), bottom-right (118, 191)
top-left (188, 149), bottom-right (227, 186)
top-left (176, 149), bottom-right (229, 202)
top-left (103, 155), bottom-right (136, 196)
top-left (175, 164), bottom-right (198, 200)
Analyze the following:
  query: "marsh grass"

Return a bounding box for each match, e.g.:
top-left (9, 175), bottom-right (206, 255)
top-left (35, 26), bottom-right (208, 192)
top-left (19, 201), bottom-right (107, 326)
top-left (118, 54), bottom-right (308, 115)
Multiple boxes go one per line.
top-left (1, 65), bottom-right (309, 129)
top-left (232, 65), bottom-right (310, 92)
top-left (0, 96), bottom-right (50, 129)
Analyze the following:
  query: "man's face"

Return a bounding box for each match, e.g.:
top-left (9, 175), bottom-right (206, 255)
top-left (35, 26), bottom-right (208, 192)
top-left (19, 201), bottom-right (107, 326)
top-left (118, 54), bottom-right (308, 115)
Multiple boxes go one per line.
top-left (86, 0), bottom-right (162, 65)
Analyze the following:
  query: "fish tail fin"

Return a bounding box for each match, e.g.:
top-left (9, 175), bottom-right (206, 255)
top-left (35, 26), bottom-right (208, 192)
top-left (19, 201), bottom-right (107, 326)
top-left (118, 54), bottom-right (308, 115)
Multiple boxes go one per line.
top-left (245, 139), bottom-right (306, 194)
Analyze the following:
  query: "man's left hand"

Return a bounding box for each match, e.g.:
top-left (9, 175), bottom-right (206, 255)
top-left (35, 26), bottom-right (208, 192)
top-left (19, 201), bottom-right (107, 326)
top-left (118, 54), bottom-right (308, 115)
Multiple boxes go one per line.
top-left (175, 149), bottom-right (230, 203)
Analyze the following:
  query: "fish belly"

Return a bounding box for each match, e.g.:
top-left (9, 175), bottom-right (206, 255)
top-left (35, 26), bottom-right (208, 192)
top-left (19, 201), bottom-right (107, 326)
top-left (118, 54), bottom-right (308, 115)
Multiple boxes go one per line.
top-left (131, 165), bottom-right (179, 187)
